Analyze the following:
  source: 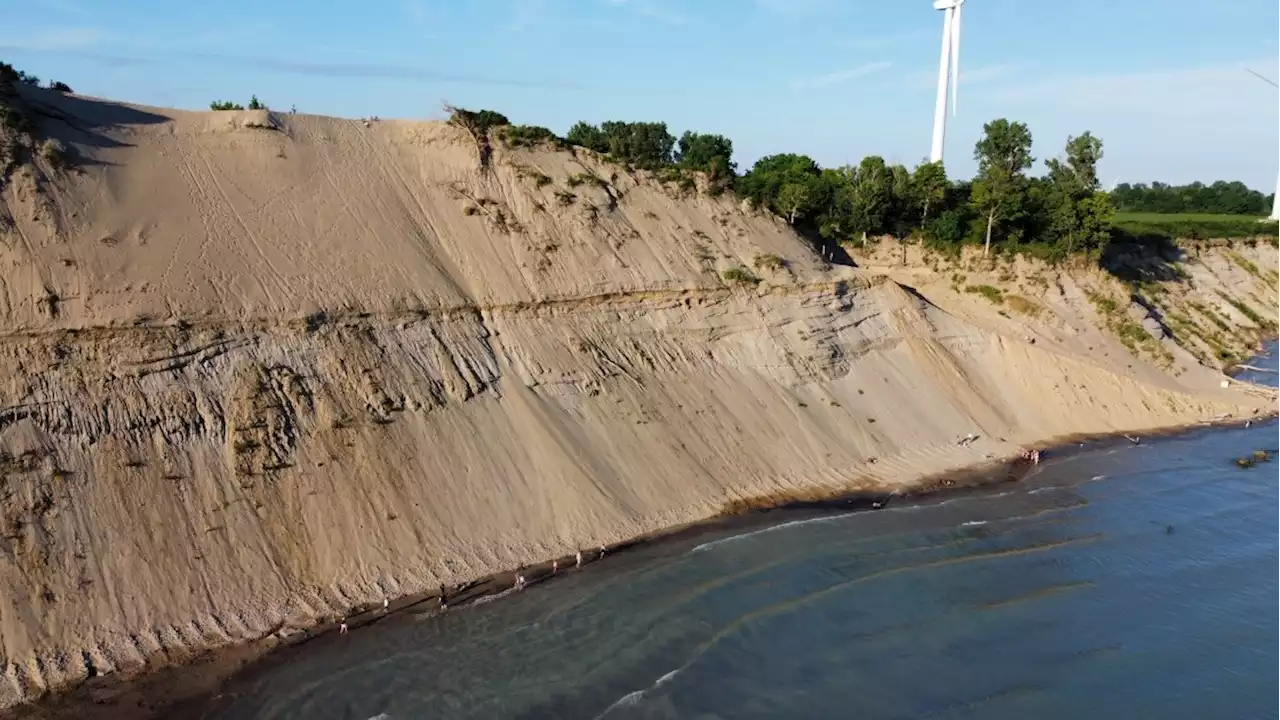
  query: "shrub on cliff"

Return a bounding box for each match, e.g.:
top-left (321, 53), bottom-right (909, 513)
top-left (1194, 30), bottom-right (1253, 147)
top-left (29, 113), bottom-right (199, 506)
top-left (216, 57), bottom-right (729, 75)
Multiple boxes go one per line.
top-left (38, 138), bottom-right (67, 167)
top-left (498, 124), bottom-right (560, 149)
top-left (445, 105), bottom-right (510, 169)
top-left (722, 266), bottom-right (761, 285)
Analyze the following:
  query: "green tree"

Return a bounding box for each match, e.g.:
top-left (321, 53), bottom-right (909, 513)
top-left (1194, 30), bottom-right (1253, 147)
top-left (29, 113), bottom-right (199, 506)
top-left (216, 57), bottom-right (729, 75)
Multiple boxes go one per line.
top-left (777, 182), bottom-right (812, 225)
top-left (912, 161), bottom-right (948, 224)
top-left (1076, 191), bottom-right (1116, 253)
top-left (566, 121), bottom-right (609, 153)
top-left (1111, 179), bottom-right (1270, 215)
top-left (210, 100), bottom-right (245, 111)
top-left (676, 131), bottom-right (735, 175)
top-left (1060, 132), bottom-right (1101, 191)
top-left (817, 166), bottom-right (857, 243)
top-left (971, 118), bottom-right (1034, 256)
top-left (1047, 132), bottom-right (1109, 253)
top-left (248, 94), bottom-right (265, 110)
top-left (848, 155), bottom-right (894, 245)
top-left (736, 153), bottom-right (823, 214)
top-left (598, 121), bottom-right (676, 168)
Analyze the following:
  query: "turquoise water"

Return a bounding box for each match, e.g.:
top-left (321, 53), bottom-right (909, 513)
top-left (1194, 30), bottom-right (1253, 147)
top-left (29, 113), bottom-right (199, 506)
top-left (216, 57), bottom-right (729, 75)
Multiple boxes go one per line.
top-left (192, 349), bottom-right (1278, 720)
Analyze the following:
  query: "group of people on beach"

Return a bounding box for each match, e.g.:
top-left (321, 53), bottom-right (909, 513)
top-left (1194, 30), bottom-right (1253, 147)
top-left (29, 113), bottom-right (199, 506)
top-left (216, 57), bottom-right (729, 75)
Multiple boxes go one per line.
top-left (517, 545), bottom-right (607, 591)
top-left (337, 545), bottom-right (609, 636)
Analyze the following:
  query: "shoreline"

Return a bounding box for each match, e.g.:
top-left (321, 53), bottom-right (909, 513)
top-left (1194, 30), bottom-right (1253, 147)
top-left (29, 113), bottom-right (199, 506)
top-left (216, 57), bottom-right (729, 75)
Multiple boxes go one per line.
top-left (7, 410), bottom-right (1276, 720)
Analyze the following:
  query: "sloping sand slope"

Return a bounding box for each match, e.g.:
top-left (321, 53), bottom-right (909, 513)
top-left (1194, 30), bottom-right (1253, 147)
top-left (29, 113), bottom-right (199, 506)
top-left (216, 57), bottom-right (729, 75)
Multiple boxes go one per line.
top-left (0, 89), bottom-right (1274, 709)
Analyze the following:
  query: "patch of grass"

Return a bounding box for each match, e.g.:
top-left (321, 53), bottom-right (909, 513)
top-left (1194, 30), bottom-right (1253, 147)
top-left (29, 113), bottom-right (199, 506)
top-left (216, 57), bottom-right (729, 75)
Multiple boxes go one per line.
top-left (1187, 301), bottom-right (1231, 332)
top-left (722, 266), bottom-right (761, 285)
top-left (1113, 212), bottom-right (1278, 240)
top-left (513, 164), bottom-right (553, 187)
top-left (964, 284), bottom-right (1004, 305)
top-left (753, 253), bottom-right (786, 272)
top-left (38, 138), bottom-right (67, 167)
top-left (554, 190), bottom-right (577, 206)
top-left (1087, 292), bottom-right (1120, 316)
top-left (1115, 212), bottom-right (1265, 223)
top-left (566, 172), bottom-right (606, 189)
top-left (1005, 294), bottom-right (1042, 317)
top-left (1215, 291), bottom-right (1276, 330)
top-left (1115, 320), bottom-right (1153, 348)
top-left (656, 166), bottom-right (697, 192)
top-left (1086, 290), bottom-right (1173, 368)
top-left (1224, 250), bottom-right (1262, 279)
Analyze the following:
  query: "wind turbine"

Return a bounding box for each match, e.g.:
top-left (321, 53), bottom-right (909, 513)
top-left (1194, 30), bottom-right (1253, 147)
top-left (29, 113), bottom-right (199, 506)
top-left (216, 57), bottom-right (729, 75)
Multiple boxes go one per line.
top-left (1245, 68), bottom-right (1279, 221)
top-left (929, 0), bottom-right (965, 165)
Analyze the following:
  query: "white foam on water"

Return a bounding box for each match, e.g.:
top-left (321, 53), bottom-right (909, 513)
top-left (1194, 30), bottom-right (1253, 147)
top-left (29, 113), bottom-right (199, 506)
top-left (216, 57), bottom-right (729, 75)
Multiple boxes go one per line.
top-left (593, 690), bottom-right (644, 718)
top-left (472, 588), bottom-right (515, 606)
top-left (593, 667), bottom-right (683, 719)
top-left (366, 714), bottom-right (391, 720)
top-left (961, 520), bottom-right (987, 527)
top-left (692, 489), bottom-right (1025, 554)
top-left (691, 513), bottom-right (855, 553)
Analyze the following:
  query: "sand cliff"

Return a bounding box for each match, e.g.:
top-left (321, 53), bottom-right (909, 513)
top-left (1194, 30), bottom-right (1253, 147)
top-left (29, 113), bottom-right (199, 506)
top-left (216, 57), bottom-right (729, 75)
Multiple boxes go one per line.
top-left (0, 87), bottom-right (1276, 710)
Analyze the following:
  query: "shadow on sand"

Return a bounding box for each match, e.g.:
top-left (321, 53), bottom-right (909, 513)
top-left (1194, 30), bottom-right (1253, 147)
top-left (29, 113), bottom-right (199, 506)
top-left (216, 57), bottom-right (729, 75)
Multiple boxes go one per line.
top-left (14, 84), bottom-right (170, 169)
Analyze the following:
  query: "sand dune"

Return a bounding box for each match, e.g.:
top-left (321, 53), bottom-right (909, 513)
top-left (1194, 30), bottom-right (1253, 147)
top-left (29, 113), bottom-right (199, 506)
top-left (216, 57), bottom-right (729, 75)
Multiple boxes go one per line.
top-left (0, 87), bottom-right (1275, 711)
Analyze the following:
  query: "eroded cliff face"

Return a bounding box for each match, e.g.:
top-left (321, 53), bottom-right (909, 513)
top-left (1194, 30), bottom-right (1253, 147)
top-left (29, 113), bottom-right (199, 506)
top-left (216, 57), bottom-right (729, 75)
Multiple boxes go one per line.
top-left (0, 88), bottom-right (1275, 709)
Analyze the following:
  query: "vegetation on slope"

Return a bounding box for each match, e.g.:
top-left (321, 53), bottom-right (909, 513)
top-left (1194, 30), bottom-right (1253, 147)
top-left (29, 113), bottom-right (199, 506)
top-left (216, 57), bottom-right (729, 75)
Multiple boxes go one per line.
top-left (437, 103), bottom-right (1275, 267)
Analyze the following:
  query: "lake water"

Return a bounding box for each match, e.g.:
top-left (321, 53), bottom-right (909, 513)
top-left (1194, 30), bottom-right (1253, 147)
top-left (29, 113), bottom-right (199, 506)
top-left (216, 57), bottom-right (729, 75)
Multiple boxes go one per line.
top-left (191, 348), bottom-right (1278, 720)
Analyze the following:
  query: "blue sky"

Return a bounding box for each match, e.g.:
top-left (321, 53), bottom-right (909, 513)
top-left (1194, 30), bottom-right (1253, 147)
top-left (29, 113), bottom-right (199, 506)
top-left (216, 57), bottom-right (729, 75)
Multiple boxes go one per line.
top-left (2, 0), bottom-right (1277, 189)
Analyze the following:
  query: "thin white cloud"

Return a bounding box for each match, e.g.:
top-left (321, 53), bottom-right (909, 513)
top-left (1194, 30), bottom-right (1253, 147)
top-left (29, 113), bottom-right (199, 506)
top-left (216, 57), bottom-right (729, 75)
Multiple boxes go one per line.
top-left (792, 61), bottom-right (892, 90)
top-left (3, 26), bottom-right (104, 50)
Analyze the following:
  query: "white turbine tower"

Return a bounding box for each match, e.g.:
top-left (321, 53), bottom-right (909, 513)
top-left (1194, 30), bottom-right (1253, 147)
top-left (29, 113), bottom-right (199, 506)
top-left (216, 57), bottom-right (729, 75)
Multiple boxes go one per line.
top-left (929, 0), bottom-right (964, 165)
top-left (1272, 169), bottom-right (1278, 222)
top-left (1247, 68), bottom-right (1280, 221)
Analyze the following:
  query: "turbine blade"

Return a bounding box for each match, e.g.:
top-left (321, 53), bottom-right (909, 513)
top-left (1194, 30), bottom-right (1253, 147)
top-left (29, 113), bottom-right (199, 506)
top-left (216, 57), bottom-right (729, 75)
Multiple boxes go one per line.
top-left (950, 5), bottom-right (961, 117)
top-left (1244, 67), bottom-right (1274, 89)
